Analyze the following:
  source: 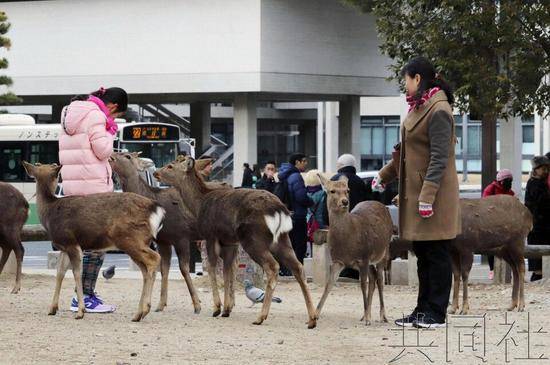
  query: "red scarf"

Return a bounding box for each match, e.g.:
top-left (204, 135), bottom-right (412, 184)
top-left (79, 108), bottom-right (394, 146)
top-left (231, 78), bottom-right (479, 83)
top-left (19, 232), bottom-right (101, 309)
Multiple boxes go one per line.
top-left (88, 95), bottom-right (118, 135)
top-left (406, 87), bottom-right (441, 112)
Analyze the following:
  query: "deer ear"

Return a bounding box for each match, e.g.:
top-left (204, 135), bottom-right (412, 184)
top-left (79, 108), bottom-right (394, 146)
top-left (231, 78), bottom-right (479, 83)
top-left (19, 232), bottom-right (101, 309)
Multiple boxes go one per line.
top-left (53, 164), bottom-right (62, 176)
top-left (194, 158), bottom-right (212, 171)
top-left (130, 152), bottom-right (142, 158)
top-left (176, 155), bottom-right (187, 163)
top-left (185, 157), bottom-right (195, 171)
top-left (317, 173), bottom-right (329, 189)
top-left (22, 161), bottom-right (35, 177)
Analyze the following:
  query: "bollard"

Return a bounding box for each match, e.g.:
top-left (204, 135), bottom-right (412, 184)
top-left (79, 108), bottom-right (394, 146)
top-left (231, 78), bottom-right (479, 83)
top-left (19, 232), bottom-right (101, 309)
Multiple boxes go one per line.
top-left (407, 251), bottom-right (419, 286)
top-left (389, 259), bottom-right (409, 285)
top-left (493, 257), bottom-right (511, 284)
top-left (47, 251), bottom-right (72, 270)
top-left (1, 249), bottom-right (17, 275)
top-left (235, 246), bottom-right (264, 288)
top-left (542, 256), bottom-right (550, 279)
top-left (312, 229), bottom-right (330, 287)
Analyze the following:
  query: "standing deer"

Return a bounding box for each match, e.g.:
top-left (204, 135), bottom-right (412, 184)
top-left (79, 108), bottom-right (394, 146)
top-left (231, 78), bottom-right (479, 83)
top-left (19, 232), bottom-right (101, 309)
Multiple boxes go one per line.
top-left (316, 175), bottom-right (392, 325)
top-left (22, 162), bottom-right (164, 321)
top-left (0, 182), bottom-right (29, 293)
top-left (109, 152), bottom-right (201, 313)
top-left (154, 157), bottom-right (318, 328)
top-left (448, 195), bottom-right (532, 314)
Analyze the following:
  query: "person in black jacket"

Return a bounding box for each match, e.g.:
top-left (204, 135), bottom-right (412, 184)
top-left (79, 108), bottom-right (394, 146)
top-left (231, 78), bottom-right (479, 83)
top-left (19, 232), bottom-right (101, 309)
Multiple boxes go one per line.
top-left (278, 154), bottom-right (314, 272)
top-left (255, 161), bottom-right (277, 193)
top-left (241, 163), bottom-right (254, 188)
top-left (525, 155), bottom-right (550, 282)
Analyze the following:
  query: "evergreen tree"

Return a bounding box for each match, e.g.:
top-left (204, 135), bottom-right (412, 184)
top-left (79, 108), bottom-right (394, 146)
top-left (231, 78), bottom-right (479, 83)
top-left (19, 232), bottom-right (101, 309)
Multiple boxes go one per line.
top-left (0, 11), bottom-right (21, 106)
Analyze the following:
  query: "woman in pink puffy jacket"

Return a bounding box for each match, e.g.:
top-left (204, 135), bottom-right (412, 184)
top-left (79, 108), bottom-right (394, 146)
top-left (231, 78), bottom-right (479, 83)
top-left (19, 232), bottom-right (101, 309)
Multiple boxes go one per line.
top-left (59, 87), bottom-right (127, 313)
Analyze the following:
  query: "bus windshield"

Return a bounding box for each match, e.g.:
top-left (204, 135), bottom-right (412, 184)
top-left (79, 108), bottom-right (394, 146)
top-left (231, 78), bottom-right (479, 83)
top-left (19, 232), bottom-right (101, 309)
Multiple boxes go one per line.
top-left (120, 142), bottom-right (177, 169)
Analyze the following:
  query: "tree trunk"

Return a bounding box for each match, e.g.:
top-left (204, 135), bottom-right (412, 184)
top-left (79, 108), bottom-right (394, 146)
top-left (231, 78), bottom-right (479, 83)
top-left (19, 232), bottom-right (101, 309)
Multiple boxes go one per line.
top-left (481, 114), bottom-right (497, 192)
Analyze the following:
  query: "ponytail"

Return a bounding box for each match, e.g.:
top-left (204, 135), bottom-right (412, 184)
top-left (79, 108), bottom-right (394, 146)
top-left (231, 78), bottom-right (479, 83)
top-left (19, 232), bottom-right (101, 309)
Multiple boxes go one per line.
top-left (432, 73), bottom-right (454, 104)
top-left (70, 86), bottom-right (128, 112)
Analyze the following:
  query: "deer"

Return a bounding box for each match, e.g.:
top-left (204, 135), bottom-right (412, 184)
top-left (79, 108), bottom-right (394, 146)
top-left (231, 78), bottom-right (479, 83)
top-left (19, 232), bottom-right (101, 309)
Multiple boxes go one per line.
top-left (154, 157), bottom-right (318, 329)
top-left (316, 174), bottom-right (392, 325)
top-left (22, 162), bottom-right (164, 321)
top-left (448, 195), bottom-right (532, 314)
top-left (0, 182), bottom-right (29, 294)
top-left (109, 152), bottom-right (201, 313)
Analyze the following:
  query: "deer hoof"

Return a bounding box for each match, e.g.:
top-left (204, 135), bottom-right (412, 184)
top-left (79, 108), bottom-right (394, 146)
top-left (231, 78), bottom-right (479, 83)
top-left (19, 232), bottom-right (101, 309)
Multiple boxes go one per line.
top-left (448, 307), bottom-right (458, 314)
top-left (307, 318), bottom-right (317, 329)
top-left (221, 310), bottom-right (231, 317)
top-left (212, 309), bottom-right (221, 317)
top-left (507, 304), bottom-right (517, 311)
top-left (252, 319), bottom-right (263, 325)
top-left (381, 316), bottom-right (389, 323)
top-left (10, 287), bottom-right (20, 294)
top-left (48, 307), bottom-right (58, 316)
top-left (132, 313), bottom-right (143, 322)
top-left (155, 304), bottom-right (166, 312)
top-left (518, 304), bottom-right (525, 312)
top-left (75, 312), bottom-right (84, 320)
top-left (365, 320), bottom-right (372, 326)
top-left (194, 306), bottom-right (201, 314)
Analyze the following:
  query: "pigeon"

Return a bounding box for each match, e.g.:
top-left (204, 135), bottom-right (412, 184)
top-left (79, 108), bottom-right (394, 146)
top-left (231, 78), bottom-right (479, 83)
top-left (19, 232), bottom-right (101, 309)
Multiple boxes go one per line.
top-left (244, 280), bottom-right (282, 306)
top-left (102, 265), bottom-right (116, 280)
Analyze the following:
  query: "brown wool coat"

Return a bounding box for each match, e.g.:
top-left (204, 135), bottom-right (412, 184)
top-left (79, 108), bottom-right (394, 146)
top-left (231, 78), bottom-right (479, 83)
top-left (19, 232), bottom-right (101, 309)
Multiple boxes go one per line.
top-left (379, 91), bottom-right (461, 241)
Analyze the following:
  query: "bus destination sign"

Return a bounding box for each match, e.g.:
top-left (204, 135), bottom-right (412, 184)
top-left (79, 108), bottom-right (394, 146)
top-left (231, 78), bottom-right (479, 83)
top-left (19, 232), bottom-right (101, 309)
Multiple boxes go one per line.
top-left (122, 124), bottom-right (180, 142)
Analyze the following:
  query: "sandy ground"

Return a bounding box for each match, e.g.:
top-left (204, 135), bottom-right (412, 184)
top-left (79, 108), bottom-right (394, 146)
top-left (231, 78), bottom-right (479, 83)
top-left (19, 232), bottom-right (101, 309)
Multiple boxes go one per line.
top-left (1, 273), bottom-right (549, 365)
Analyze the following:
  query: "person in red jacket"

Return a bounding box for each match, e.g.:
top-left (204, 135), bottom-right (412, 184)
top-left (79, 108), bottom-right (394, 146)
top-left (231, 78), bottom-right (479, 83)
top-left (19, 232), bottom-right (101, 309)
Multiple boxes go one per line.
top-left (482, 168), bottom-right (515, 280)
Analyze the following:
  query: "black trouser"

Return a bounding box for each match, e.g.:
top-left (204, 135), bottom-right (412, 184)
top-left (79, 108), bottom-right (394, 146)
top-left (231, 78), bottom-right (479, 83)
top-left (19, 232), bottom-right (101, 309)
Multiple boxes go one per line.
top-left (289, 217), bottom-right (307, 264)
top-left (412, 240), bottom-right (452, 323)
top-left (488, 255), bottom-right (495, 271)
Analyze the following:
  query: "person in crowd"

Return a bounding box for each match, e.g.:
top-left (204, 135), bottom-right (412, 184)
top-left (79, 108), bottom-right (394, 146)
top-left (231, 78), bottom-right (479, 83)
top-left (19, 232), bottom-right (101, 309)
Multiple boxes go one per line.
top-left (482, 168), bottom-right (515, 280)
top-left (373, 57), bottom-right (460, 328)
top-left (241, 162), bottom-right (254, 188)
top-left (278, 153), bottom-right (314, 274)
top-left (59, 86), bottom-right (128, 313)
top-left (524, 156), bottom-right (550, 282)
top-left (304, 169), bottom-right (328, 259)
top-left (255, 161), bottom-right (277, 193)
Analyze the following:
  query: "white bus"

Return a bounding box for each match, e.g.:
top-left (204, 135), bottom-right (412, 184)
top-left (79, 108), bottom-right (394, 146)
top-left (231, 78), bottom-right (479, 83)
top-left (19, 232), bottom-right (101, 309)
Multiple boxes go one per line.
top-left (0, 114), bottom-right (194, 224)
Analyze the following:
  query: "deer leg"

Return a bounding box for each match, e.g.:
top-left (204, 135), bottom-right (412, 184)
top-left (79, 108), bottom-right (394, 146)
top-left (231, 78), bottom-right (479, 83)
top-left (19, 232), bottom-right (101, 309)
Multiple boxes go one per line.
top-left (502, 253), bottom-right (520, 312)
top-left (315, 261), bottom-right (345, 319)
top-left (66, 246), bottom-right (84, 319)
top-left (155, 243), bottom-right (172, 312)
top-left (141, 247), bottom-right (160, 320)
top-left (272, 235), bottom-right (317, 329)
top-left (517, 254), bottom-right (526, 312)
top-left (11, 241), bottom-right (24, 294)
top-left (363, 265), bottom-right (377, 326)
top-left (376, 262), bottom-right (388, 323)
top-left (384, 259), bottom-right (392, 286)
top-left (0, 245), bottom-right (12, 277)
top-left (253, 254), bottom-right (279, 326)
top-left (174, 241), bottom-right (201, 314)
top-left (460, 253), bottom-right (473, 315)
top-left (205, 240), bottom-right (223, 317)
top-left (48, 250), bottom-right (70, 316)
top-left (448, 251), bottom-right (461, 314)
top-left (359, 264), bottom-right (369, 324)
top-left (220, 245), bottom-right (238, 317)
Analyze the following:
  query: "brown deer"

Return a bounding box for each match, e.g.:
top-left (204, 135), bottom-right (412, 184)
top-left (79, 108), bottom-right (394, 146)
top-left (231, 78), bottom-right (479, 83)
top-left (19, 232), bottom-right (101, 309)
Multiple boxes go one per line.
top-left (109, 152), bottom-right (201, 313)
top-left (448, 195), bottom-right (532, 314)
top-left (22, 162), bottom-right (164, 321)
top-left (0, 182), bottom-right (29, 294)
top-left (154, 157), bottom-right (318, 328)
top-left (316, 175), bottom-right (392, 325)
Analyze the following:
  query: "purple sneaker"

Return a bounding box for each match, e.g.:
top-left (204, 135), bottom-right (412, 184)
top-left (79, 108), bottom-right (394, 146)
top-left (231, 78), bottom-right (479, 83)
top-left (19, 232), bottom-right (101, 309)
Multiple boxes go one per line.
top-left (70, 295), bottom-right (116, 313)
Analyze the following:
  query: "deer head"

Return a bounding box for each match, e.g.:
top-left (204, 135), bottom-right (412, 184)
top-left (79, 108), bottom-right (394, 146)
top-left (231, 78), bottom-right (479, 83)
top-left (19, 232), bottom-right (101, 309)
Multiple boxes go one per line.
top-left (22, 161), bottom-right (62, 195)
top-left (154, 157), bottom-right (194, 186)
top-left (110, 152), bottom-right (153, 175)
top-left (318, 173), bottom-right (350, 212)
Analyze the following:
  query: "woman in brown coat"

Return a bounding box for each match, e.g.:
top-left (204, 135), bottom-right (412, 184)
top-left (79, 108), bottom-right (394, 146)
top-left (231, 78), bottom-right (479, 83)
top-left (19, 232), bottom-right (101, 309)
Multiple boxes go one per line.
top-left (373, 57), bottom-right (460, 328)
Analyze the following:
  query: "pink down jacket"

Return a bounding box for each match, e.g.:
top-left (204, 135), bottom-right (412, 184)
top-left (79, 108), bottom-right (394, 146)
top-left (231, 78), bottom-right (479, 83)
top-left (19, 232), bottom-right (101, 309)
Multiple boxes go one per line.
top-left (59, 100), bottom-right (114, 196)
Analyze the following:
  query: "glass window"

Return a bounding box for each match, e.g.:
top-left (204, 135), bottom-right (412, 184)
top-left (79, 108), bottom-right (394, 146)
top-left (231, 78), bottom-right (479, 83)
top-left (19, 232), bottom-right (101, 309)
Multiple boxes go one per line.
top-left (372, 127), bottom-right (384, 155)
top-left (360, 127), bottom-right (372, 155)
top-left (523, 125), bottom-right (534, 143)
top-left (467, 126), bottom-right (481, 157)
top-left (362, 116), bottom-right (383, 124)
top-left (385, 127), bottom-right (399, 154)
top-left (455, 126), bottom-right (462, 155)
top-left (121, 143), bottom-right (177, 169)
top-left (29, 142), bottom-right (59, 165)
top-left (1, 143), bottom-right (25, 182)
top-left (387, 117), bottom-right (400, 124)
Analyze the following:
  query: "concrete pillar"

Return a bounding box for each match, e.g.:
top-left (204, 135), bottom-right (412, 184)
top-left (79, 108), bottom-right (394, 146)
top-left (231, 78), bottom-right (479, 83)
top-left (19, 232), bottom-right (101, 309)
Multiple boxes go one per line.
top-left (325, 102), bottom-right (339, 173)
top-left (535, 113), bottom-right (543, 156)
top-left (407, 251), bottom-right (419, 286)
top-left (493, 257), bottom-right (512, 284)
top-left (543, 113), bottom-right (550, 154)
top-left (462, 113), bottom-right (469, 182)
top-left (233, 93), bottom-right (257, 187)
top-left (543, 256), bottom-right (550, 279)
top-left (190, 102), bottom-right (211, 156)
top-left (316, 103), bottom-right (325, 172)
top-left (499, 116), bottom-right (523, 196)
top-left (338, 96), bottom-right (361, 165)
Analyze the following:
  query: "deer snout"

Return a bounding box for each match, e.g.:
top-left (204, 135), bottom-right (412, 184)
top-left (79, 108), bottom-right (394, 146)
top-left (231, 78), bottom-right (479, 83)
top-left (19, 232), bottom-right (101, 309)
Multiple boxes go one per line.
top-left (341, 198), bottom-right (349, 207)
top-left (153, 171), bottom-right (160, 179)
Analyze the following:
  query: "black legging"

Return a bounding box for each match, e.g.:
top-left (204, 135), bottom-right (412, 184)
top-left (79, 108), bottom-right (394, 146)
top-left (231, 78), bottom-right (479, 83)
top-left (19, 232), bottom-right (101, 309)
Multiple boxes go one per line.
top-left (412, 240), bottom-right (452, 323)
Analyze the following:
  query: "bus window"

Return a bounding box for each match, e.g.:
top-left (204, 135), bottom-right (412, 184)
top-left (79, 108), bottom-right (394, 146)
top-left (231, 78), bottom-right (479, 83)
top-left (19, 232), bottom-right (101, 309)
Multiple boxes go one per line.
top-left (120, 143), bottom-right (176, 169)
top-left (1, 143), bottom-right (25, 181)
top-left (30, 142), bottom-right (59, 165)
